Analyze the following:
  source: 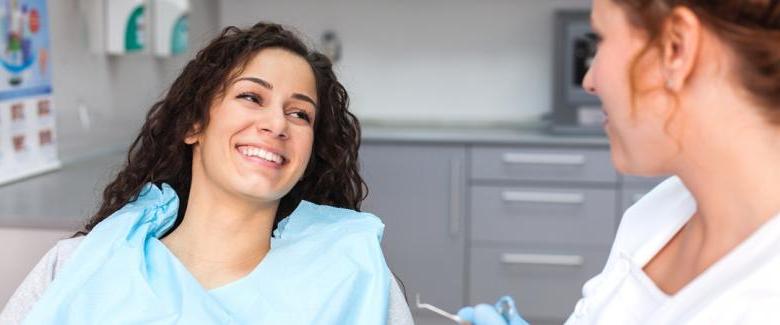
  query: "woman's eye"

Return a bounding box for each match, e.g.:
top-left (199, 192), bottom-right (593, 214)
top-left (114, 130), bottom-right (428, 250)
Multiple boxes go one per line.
top-left (289, 111), bottom-right (312, 123)
top-left (588, 32), bottom-right (603, 45)
top-left (238, 92), bottom-right (262, 104)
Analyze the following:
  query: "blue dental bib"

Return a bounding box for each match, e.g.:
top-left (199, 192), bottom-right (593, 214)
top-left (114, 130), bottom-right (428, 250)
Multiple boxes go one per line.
top-left (23, 183), bottom-right (391, 324)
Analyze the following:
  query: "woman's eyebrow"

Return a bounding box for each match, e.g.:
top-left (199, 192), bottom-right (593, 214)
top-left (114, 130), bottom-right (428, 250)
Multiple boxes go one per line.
top-left (235, 77), bottom-right (273, 90)
top-left (236, 76), bottom-right (316, 107)
top-left (292, 93), bottom-right (317, 107)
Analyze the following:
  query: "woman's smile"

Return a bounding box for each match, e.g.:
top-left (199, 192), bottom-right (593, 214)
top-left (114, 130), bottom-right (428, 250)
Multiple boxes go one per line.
top-left (236, 144), bottom-right (287, 170)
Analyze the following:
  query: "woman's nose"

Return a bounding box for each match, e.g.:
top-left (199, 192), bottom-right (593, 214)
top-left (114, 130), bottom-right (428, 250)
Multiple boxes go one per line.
top-left (582, 66), bottom-right (596, 95)
top-left (258, 108), bottom-right (289, 139)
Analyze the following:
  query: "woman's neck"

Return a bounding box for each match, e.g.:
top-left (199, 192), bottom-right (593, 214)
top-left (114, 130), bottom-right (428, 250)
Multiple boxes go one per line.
top-left (677, 113), bottom-right (780, 256)
top-left (643, 103), bottom-right (780, 294)
top-left (161, 179), bottom-right (277, 289)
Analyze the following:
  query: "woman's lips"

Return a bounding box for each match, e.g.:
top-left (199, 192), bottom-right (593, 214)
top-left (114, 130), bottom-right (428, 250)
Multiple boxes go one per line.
top-left (236, 147), bottom-right (284, 170)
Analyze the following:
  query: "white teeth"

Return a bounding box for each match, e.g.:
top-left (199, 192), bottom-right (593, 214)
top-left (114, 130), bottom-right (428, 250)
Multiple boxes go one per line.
top-left (239, 146), bottom-right (283, 164)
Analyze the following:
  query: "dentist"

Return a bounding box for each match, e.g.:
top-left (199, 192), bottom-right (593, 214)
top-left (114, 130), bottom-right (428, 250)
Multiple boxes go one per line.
top-left (460, 0), bottom-right (780, 323)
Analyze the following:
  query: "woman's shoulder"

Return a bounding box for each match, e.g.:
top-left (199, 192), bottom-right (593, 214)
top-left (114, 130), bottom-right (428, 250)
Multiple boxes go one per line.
top-left (51, 237), bottom-right (84, 264)
top-left (30, 236), bottom-right (84, 281)
top-left (0, 237), bottom-right (84, 323)
top-left (612, 176), bottom-right (695, 253)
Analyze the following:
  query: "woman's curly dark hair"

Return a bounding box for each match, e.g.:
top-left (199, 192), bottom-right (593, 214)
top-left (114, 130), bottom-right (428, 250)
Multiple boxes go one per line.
top-left (76, 22), bottom-right (366, 235)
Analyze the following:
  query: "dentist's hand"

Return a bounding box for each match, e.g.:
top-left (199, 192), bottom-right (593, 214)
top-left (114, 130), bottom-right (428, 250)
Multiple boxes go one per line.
top-left (457, 296), bottom-right (529, 325)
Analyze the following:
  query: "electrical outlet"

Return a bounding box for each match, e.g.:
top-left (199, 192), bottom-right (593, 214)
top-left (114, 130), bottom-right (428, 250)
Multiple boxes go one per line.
top-left (77, 101), bottom-right (92, 130)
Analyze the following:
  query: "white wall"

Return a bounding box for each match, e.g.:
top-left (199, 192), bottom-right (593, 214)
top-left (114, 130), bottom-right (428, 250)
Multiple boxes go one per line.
top-left (48, 0), bottom-right (595, 158)
top-left (50, 0), bottom-right (220, 162)
top-left (219, 0), bottom-right (591, 125)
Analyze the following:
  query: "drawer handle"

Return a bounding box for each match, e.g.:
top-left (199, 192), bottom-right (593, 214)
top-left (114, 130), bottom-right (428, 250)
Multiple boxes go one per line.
top-left (449, 158), bottom-right (463, 236)
top-left (501, 191), bottom-right (585, 204)
top-left (500, 253), bottom-right (584, 267)
top-left (502, 153), bottom-right (586, 166)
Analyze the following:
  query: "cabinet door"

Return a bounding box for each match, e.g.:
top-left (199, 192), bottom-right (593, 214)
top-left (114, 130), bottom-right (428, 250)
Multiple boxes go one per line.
top-left (469, 244), bottom-right (608, 324)
top-left (360, 143), bottom-right (467, 314)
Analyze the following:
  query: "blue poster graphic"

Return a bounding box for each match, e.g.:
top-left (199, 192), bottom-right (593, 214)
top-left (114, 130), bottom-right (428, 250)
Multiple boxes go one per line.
top-left (0, 0), bottom-right (58, 186)
top-left (0, 0), bottom-right (52, 101)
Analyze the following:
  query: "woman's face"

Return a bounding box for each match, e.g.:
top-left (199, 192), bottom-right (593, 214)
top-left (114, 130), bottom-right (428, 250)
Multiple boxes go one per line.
top-left (583, 0), bottom-right (679, 176)
top-left (188, 48), bottom-right (317, 205)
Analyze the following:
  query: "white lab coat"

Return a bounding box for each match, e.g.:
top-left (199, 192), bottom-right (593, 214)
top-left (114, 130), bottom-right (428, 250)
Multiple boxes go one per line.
top-left (565, 176), bottom-right (780, 324)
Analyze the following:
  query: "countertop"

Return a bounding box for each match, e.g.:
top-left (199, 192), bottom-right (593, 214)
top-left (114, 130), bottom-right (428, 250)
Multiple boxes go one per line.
top-left (362, 124), bottom-right (609, 147)
top-left (0, 125), bottom-right (609, 230)
top-left (0, 152), bottom-right (125, 230)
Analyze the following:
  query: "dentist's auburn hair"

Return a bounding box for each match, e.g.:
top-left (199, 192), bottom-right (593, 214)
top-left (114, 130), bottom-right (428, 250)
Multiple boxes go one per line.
top-left (77, 22), bottom-right (366, 235)
top-left (617, 0), bottom-right (780, 122)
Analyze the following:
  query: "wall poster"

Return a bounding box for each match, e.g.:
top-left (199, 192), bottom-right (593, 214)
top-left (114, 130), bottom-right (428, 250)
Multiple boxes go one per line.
top-left (0, 0), bottom-right (59, 186)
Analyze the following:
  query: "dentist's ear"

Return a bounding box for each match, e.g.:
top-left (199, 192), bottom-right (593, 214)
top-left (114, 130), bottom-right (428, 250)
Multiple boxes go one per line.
top-left (660, 6), bottom-right (701, 92)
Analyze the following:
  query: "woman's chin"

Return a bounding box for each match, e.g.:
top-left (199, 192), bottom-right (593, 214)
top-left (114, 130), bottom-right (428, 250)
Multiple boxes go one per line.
top-left (610, 150), bottom-right (637, 176)
top-left (612, 157), bottom-right (667, 178)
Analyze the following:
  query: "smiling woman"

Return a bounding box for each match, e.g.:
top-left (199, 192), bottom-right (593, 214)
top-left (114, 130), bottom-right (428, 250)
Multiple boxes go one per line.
top-left (0, 23), bottom-right (412, 325)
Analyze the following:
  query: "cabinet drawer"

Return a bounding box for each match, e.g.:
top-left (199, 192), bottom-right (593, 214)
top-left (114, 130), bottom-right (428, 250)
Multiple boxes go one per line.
top-left (469, 245), bottom-right (608, 322)
top-left (470, 147), bottom-right (617, 183)
top-left (471, 186), bottom-right (617, 245)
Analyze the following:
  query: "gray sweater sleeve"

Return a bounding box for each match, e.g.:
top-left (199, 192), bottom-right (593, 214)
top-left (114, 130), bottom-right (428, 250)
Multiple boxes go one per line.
top-left (0, 237), bottom-right (80, 325)
top-left (388, 276), bottom-right (415, 325)
top-left (0, 237), bottom-right (414, 325)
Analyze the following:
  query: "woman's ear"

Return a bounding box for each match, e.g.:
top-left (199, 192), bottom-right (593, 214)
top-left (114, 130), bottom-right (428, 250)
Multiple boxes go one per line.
top-left (661, 6), bottom-right (702, 92)
top-left (184, 123), bottom-right (202, 145)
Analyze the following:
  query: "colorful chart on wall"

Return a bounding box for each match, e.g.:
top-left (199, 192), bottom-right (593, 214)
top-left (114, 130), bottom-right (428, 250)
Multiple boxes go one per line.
top-left (0, 0), bottom-right (59, 186)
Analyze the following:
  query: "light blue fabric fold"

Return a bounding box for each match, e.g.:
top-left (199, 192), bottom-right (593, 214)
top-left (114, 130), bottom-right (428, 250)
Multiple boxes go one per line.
top-left (23, 183), bottom-right (390, 324)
